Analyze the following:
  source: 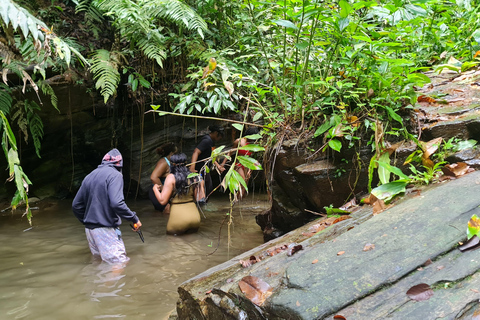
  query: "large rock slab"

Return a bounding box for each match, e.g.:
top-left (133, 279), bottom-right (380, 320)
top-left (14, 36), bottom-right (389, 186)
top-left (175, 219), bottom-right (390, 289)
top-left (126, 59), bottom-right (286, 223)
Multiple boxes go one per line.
top-left (176, 170), bottom-right (480, 319)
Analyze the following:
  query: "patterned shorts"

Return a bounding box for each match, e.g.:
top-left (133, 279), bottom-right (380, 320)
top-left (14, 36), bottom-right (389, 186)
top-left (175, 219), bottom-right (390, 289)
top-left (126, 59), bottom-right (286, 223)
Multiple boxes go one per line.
top-left (85, 227), bottom-right (130, 264)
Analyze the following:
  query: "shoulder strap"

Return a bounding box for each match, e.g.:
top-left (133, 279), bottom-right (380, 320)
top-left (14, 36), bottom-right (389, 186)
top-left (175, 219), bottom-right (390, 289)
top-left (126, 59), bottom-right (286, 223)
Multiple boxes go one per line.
top-left (165, 157), bottom-right (171, 166)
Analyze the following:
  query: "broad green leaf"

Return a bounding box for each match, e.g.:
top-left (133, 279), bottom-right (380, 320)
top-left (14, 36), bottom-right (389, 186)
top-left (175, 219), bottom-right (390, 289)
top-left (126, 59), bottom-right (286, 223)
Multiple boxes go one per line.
top-left (376, 160), bottom-right (409, 180)
top-left (232, 169), bottom-right (247, 192)
top-left (232, 123), bottom-right (244, 132)
top-left (209, 95), bottom-right (218, 110)
top-left (8, 148), bottom-right (20, 175)
top-left (214, 99), bottom-right (222, 114)
top-left (187, 172), bottom-right (199, 179)
top-left (324, 207), bottom-right (350, 216)
top-left (380, 105), bottom-right (403, 124)
top-left (244, 133), bottom-right (262, 140)
top-left (139, 78), bottom-right (150, 88)
top-left (407, 73), bottom-right (431, 87)
top-left (314, 121), bottom-right (333, 138)
top-left (237, 155), bottom-right (263, 170)
top-left (238, 144), bottom-right (265, 152)
top-left (253, 112), bottom-right (263, 122)
top-left (212, 145), bottom-right (225, 158)
top-left (377, 152), bottom-right (391, 185)
top-left (272, 19), bottom-right (298, 30)
top-left (467, 214), bottom-right (480, 240)
top-left (339, 0), bottom-right (352, 18)
top-left (338, 17), bottom-right (350, 32)
top-left (456, 140), bottom-right (477, 151)
top-left (0, 112), bottom-right (17, 148)
top-left (371, 180), bottom-right (408, 202)
top-left (352, 35), bottom-right (372, 43)
top-left (14, 165), bottom-right (25, 198)
top-left (295, 41), bottom-right (309, 50)
top-left (328, 139), bottom-right (342, 152)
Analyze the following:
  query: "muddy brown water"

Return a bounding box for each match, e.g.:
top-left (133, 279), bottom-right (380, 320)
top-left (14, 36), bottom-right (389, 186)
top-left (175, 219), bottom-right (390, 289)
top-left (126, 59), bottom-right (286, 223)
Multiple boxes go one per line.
top-left (0, 194), bottom-right (268, 319)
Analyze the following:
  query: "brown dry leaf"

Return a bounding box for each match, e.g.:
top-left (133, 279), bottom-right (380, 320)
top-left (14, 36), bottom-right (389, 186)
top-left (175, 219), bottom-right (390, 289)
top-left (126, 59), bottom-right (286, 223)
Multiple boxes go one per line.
top-left (363, 243), bottom-right (375, 251)
top-left (385, 141), bottom-right (405, 156)
top-left (265, 244), bottom-right (288, 256)
top-left (406, 283), bottom-right (434, 301)
top-left (367, 88), bottom-right (374, 98)
top-left (296, 301), bottom-right (301, 307)
top-left (417, 95), bottom-right (437, 103)
top-left (372, 198), bottom-right (386, 215)
top-left (339, 198), bottom-right (357, 211)
top-left (436, 265), bottom-right (445, 270)
top-left (424, 258), bottom-right (433, 266)
top-left (470, 289), bottom-right (480, 293)
top-left (422, 157), bottom-right (435, 169)
top-left (312, 259), bottom-right (319, 264)
top-left (238, 276), bottom-right (273, 306)
top-left (337, 251), bottom-right (345, 256)
top-left (333, 215), bottom-right (352, 224)
top-left (333, 315), bottom-right (347, 320)
top-left (459, 235), bottom-right (480, 252)
top-left (421, 137), bottom-right (443, 164)
top-left (361, 195), bottom-right (371, 204)
top-left (442, 162), bottom-right (470, 177)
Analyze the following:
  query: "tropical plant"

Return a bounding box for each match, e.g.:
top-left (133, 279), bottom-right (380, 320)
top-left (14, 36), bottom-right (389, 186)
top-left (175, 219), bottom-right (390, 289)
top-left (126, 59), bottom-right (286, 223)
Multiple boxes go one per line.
top-left (0, 0), bottom-right (87, 222)
top-left (75, 0), bottom-right (208, 103)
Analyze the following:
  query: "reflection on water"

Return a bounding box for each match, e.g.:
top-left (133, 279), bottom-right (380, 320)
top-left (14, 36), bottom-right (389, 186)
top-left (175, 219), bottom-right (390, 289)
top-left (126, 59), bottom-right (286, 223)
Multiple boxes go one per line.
top-left (0, 194), bottom-right (268, 319)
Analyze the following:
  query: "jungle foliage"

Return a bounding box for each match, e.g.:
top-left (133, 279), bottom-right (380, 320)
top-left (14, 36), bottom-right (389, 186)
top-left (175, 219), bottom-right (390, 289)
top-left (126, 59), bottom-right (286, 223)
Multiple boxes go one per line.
top-left (1, 0), bottom-right (480, 219)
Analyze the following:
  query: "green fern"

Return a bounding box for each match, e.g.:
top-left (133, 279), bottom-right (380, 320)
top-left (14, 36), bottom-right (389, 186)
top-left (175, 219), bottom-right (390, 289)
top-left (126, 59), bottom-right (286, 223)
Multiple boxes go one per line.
top-left (26, 101), bottom-right (43, 158)
top-left (0, 84), bottom-right (13, 114)
top-left (0, 0), bottom-right (46, 41)
top-left (144, 0), bottom-right (208, 37)
top-left (138, 36), bottom-right (167, 67)
top-left (39, 81), bottom-right (59, 112)
top-left (75, 0), bottom-right (105, 23)
top-left (90, 49), bottom-right (121, 103)
top-left (90, 0), bottom-right (207, 69)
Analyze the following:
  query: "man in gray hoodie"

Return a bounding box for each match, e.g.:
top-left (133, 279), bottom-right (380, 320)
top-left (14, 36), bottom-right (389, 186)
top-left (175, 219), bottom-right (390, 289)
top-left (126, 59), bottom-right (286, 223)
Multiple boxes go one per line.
top-left (72, 148), bottom-right (142, 264)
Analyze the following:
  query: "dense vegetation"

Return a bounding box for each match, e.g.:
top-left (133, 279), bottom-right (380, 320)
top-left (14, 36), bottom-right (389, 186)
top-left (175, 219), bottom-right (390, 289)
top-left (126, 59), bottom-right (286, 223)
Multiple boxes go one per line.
top-left (1, 0), bottom-right (480, 222)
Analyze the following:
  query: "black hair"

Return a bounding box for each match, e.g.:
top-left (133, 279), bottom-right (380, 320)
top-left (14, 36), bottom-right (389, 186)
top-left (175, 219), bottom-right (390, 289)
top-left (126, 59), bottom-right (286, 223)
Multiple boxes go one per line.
top-left (244, 127), bottom-right (259, 142)
top-left (209, 125), bottom-right (224, 135)
top-left (170, 153), bottom-right (190, 195)
top-left (245, 127), bottom-right (259, 136)
top-left (156, 142), bottom-right (177, 157)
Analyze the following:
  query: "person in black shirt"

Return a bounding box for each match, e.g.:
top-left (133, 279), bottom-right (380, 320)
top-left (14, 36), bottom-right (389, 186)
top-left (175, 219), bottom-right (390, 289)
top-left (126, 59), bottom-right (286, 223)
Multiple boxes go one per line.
top-left (190, 125), bottom-right (225, 203)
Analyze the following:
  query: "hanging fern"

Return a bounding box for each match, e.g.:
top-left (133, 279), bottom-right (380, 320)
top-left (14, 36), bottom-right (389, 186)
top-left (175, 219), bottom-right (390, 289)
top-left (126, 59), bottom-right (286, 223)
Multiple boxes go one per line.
top-left (0, 0), bottom-right (46, 41)
top-left (11, 104), bottom-right (29, 142)
top-left (75, 0), bottom-right (105, 23)
top-left (138, 36), bottom-right (167, 67)
top-left (88, 0), bottom-right (207, 69)
top-left (25, 100), bottom-right (44, 158)
top-left (148, 0), bottom-right (208, 38)
top-left (90, 49), bottom-right (121, 103)
top-left (39, 81), bottom-right (59, 112)
top-left (0, 84), bottom-right (13, 114)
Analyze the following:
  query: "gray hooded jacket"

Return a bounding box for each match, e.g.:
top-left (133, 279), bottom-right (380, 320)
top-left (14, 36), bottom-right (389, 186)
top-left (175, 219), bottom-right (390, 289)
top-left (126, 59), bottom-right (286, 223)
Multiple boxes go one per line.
top-left (72, 149), bottom-right (139, 229)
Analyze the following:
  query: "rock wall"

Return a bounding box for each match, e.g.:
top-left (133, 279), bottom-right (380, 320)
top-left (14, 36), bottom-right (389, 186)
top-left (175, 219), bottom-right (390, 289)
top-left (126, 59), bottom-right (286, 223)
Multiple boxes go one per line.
top-left (0, 80), bottom-right (238, 202)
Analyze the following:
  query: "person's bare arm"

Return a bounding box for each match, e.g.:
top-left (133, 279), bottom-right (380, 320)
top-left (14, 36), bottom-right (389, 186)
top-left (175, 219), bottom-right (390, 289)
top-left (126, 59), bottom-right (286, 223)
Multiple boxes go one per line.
top-left (152, 174), bottom-right (175, 205)
top-left (190, 148), bottom-right (201, 172)
top-left (150, 159), bottom-right (168, 185)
